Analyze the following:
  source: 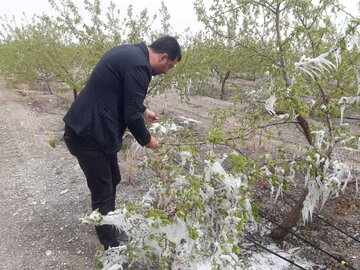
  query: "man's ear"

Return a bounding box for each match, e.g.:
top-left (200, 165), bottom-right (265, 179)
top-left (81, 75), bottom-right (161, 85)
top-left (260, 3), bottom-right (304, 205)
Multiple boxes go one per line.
top-left (160, 53), bottom-right (168, 62)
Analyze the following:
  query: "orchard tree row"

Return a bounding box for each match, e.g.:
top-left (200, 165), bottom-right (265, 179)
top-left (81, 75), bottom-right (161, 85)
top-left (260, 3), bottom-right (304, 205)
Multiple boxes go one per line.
top-left (1, 0), bottom-right (359, 269)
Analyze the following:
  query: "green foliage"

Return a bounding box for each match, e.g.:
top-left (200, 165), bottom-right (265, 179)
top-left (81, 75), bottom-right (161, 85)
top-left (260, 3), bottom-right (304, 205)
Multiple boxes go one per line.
top-left (195, 0), bottom-right (359, 226)
top-left (207, 127), bottom-right (226, 144)
top-left (0, 0), bottom-right (174, 94)
top-left (168, 31), bottom-right (266, 99)
top-left (48, 138), bottom-right (58, 148)
top-left (93, 247), bottom-right (105, 270)
top-left (188, 226), bottom-right (199, 240)
top-left (229, 153), bottom-right (248, 174)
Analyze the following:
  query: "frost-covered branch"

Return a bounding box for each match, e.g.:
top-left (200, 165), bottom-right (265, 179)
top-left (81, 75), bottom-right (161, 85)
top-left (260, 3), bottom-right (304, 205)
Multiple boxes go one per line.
top-left (82, 129), bottom-right (257, 269)
top-left (295, 46), bottom-right (341, 80)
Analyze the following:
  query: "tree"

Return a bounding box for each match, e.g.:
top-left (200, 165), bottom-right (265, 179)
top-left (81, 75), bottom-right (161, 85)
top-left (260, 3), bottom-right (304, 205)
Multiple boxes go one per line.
top-left (0, 0), bottom-right (173, 97)
top-left (82, 120), bottom-right (259, 269)
top-left (195, 0), bottom-right (360, 239)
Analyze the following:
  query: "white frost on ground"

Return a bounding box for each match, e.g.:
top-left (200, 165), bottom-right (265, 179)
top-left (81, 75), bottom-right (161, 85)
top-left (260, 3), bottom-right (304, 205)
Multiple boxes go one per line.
top-left (150, 122), bottom-right (180, 133)
top-left (179, 116), bottom-right (201, 124)
top-left (245, 222), bottom-right (320, 269)
top-left (247, 244), bottom-right (320, 270)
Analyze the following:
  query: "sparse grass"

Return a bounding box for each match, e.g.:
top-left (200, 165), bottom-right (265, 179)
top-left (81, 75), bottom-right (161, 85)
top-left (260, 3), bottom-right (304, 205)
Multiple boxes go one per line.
top-left (121, 139), bottom-right (138, 186)
top-left (48, 138), bottom-right (58, 148)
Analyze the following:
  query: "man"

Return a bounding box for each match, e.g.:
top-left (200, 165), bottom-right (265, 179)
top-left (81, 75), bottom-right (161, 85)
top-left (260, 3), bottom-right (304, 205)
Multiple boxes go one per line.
top-left (63, 36), bottom-right (181, 249)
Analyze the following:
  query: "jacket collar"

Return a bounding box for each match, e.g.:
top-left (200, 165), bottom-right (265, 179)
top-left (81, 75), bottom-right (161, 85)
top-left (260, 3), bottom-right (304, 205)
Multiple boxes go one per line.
top-left (138, 42), bottom-right (150, 67)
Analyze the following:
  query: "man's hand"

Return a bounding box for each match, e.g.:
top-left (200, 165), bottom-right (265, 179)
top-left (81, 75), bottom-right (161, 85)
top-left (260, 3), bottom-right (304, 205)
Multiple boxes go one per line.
top-left (143, 109), bottom-right (158, 124)
top-left (146, 136), bottom-right (158, 149)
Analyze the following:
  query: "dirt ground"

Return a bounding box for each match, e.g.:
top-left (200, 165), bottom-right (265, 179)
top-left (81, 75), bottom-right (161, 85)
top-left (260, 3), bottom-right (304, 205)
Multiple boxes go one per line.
top-left (0, 80), bottom-right (359, 270)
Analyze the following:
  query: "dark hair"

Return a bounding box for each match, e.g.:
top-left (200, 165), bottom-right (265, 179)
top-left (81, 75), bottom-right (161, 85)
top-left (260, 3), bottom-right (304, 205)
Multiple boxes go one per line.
top-left (149, 35), bottom-right (182, 62)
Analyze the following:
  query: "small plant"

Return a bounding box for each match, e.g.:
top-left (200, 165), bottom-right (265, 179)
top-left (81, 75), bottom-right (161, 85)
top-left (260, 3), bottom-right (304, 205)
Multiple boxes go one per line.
top-left (48, 138), bottom-right (57, 148)
top-left (120, 138), bottom-right (137, 186)
top-left (82, 120), bottom-right (261, 269)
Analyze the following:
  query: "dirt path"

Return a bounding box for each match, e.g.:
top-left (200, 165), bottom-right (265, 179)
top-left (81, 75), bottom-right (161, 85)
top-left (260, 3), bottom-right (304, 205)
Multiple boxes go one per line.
top-left (0, 83), bottom-right (97, 269)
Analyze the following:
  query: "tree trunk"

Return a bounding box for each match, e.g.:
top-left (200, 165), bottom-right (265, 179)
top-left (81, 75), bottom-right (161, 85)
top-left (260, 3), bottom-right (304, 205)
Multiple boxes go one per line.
top-left (296, 114), bottom-right (313, 146)
top-left (269, 190), bottom-right (308, 240)
top-left (220, 70), bottom-right (230, 100)
top-left (275, 4), bottom-right (291, 89)
top-left (267, 4), bottom-right (312, 241)
top-left (73, 88), bottom-right (78, 100)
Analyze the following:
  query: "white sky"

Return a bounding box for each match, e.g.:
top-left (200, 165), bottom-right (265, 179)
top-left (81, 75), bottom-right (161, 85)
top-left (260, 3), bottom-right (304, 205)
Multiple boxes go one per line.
top-left (1, 0), bottom-right (359, 34)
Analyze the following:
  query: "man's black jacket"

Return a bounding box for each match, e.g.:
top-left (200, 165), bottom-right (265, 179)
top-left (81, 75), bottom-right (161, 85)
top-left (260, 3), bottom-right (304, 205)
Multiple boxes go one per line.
top-left (63, 43), bottom-right (152, 154)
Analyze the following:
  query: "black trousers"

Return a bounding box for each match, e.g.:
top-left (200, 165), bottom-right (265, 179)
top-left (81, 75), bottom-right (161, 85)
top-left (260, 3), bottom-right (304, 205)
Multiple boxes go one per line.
top-left (64, 125), bottom-right (120, 249)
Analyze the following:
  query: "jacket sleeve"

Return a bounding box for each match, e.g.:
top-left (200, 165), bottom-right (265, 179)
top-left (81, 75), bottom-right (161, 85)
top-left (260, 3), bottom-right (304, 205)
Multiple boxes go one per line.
top-left (123, 66), bottom-right (151, 146)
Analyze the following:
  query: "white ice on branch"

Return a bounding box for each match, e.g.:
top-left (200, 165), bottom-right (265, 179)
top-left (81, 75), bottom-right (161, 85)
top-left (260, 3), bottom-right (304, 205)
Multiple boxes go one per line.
top-left (312, 130), bottom-right (326, 150)
top-left (179, 116), bottom-right (201, 124)
top-left (248, 244), bottom-right (320, 269)
top-left (295, 46), bottom-right (341, 80)
top-left (302, 159), bottom-right (351, 223)
top-left (338, 96), bottom-right (360, 125)
top-left (82, 153), bottom-right (256, 270)
top-left (265, 95), bottom-right (276, 115)
top-left (150, 122), bottom-right (179, 133)
top-left (300, 129), bottom-right (355, 223)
